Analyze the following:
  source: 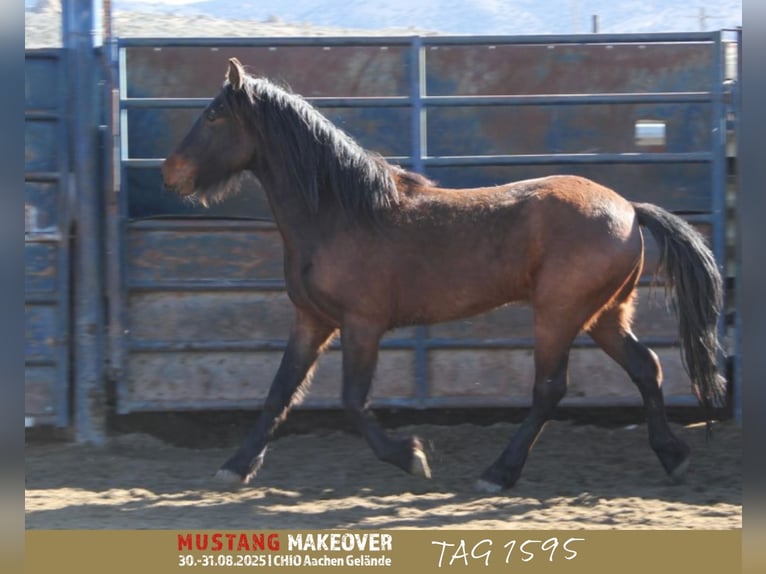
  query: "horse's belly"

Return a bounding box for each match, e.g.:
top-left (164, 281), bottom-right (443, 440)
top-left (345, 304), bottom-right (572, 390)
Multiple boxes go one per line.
top-left (392, 271), bottom-right (527, 328)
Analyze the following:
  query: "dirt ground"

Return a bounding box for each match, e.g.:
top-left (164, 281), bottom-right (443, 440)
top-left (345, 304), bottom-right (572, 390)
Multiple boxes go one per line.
top-left (25, 416), bottom-right (741, 530)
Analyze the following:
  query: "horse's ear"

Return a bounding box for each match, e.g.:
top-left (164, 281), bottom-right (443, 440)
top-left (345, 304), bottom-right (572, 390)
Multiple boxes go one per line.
top-left (226, 58), bottom-right (245, 91)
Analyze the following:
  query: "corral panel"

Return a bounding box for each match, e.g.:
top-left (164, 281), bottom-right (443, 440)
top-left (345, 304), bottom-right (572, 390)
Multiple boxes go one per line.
top-left (24, 50), bottom-right (71, 427)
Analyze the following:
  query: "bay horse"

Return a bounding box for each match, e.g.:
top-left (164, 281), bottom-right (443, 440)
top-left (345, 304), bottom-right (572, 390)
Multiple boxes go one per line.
top-left (162, 57), bottom-right (725, 492)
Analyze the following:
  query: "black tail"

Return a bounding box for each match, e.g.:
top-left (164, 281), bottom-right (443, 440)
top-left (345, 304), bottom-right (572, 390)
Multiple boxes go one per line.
top-left (633, 203), bottom-right (726, 430)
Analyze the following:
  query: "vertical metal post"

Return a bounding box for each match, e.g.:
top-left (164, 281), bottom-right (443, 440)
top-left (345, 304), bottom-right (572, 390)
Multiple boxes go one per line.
top-left (710, 32), bottom-right (729, 419)
top-left (711, 32), bottom-right (727, 285)
top-left (63, 0), bottom-right (106, 443)
top-left (104, 20), bottom-right (127, 418)
top-left (732, 29), bottom-right (742, 424)
top-left (409, 37), bottom-right (429, 407)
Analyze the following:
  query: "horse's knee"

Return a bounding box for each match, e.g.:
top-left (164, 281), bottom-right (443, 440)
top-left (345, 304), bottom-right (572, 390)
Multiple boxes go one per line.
top-left (532, 373), bottom-right (568, 415)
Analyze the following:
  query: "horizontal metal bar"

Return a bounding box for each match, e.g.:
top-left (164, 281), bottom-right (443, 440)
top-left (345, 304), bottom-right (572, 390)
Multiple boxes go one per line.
top-left (420, 32), bottom-right (719, 45)
top-left (424, 336), bottom-right (680, 349)
top-left (24, 172), bottom-right (62, 183)
top-left (126, 214), bottom-right (709, 231)
top-left (25, 293), bottom-right (60, 305)
top-left (25, 358), bottom-right (58, 367)
top-left (23, 414), bottom-right (60, 427)
top-left (415, 394), bottom-right (700, 408)
top-left (124, 151), bottom-right (712, 169)
top-left (115, 393), bottom-right (700, 414)
top-left (425, 93), bottom-right (714, 106)
top-left (128, 217), bottom-right (277, 230)
top-left (310, 96), bottom-right (409, 107)
top-left (25, 110), bottom-right (62, 120)
top-left (126, 338), bottom-right (415, 353)
top-left (121, 98), bottom-right (210, 109)
top-left (24, 232), bottom-right (63, 243)
top-left (123, 159), bottom-right (166, 168)
top-left (122, 96), bottom-right (413, 109)
top-left (129, 339), bottom-right (295, 352)
top-left (25, 48), bottom-right (63, 57)
top-left (114, 397), bottom-right (424, 413)
top-left (423, 152), bottom-right (713, 166)
top-left (127, 335), bottom-right (680, 353)
top-left (118, 32), bottom-right (719, 50)
top-left (126, 277), bottom-right (668, 294)
top-left (128, 279), bottom-right (286, 292)
top-left (119, 36), bottom-right (418, 48)
top-left (122, 92), bottom-right (713, 110)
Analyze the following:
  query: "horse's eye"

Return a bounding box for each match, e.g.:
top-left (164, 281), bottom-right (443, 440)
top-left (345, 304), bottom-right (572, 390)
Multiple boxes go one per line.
top-left (206, 108), bottom-right (218, 122)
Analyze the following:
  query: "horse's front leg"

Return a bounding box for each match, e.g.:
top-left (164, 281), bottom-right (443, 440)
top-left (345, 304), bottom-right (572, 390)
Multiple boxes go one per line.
top-left (215, 308), bottom-right (337, 485)
top-left (341, 319), bottom-right (431, 478)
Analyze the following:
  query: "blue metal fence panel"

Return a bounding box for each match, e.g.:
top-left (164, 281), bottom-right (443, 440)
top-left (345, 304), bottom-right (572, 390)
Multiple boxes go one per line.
top-left (24, 50), bottom-right (71, 427)
top-left (111, 33), bottom-right (733, 414)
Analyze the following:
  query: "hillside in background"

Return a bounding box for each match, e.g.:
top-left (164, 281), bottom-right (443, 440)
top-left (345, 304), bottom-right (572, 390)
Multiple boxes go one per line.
top-left (25, 0), bottom-right (742, 49)
top-left (116, 0), bottom-right (741, 35)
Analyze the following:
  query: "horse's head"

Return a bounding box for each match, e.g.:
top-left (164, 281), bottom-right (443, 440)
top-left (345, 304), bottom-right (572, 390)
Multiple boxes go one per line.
top-left (162, 58), bottom-right (255, 207)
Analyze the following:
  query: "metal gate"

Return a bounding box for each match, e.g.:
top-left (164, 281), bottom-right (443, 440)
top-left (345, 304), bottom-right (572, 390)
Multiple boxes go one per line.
top-left (25, 49), bottom-right (72, 428)
top-left (110, 32), bottom-right (735, 414)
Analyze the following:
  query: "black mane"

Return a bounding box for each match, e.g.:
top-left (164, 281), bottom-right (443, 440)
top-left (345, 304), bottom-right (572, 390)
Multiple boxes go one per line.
top-left (223, 75), bottom-right (405, 224)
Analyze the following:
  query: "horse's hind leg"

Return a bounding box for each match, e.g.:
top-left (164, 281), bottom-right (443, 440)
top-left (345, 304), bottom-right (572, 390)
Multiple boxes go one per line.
top-left (216, 308), bottom-right (336, 485)
top-left (340, 319), bottom-right (431, 478)
top-left (476, 310), bottom-right (580, 492)
top-left (588, 304), bottom-right (691, 482)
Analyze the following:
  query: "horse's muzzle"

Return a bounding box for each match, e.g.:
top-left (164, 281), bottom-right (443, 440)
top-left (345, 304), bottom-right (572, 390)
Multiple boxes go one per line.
top-left (161, 155), bottom-right (197, 196)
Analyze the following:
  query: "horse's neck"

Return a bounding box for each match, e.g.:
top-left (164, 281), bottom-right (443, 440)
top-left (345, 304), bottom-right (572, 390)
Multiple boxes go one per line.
top-left (258, 175), bottom-right (325, 249)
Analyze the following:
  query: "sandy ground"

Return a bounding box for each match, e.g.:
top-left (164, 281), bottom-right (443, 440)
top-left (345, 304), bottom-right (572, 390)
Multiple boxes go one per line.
top-left (25, 419), bottom-right (741, 530)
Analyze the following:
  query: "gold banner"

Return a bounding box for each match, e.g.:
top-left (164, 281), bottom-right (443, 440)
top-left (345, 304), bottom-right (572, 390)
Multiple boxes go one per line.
top-left (26, 530), bottom-right (741, 574)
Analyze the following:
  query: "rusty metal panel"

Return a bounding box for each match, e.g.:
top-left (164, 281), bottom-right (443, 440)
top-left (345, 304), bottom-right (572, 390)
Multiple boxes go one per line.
top-left (24, 50), bottom-right (71, 427)
top-left (25, 243), bottom-right (58, 293)
top-left (25, 121), bottom-right (60, 173)
top-left (130, 291), bottom-right (294, 341)
top-left (25, 306), bottom-right (58, 363)
top-left (128, 106), bottom-right (412, 163)
top-left (429, 349), bottom-right (536, 400)
top-left (428, 347), bottom-right (692, 406)
top-left (424, 42), bottom-right (714, 96)
top-left (25, 182), bottom-right (60, 230)
top-left (123, 349), bottom-right (415, 410)
top-left (426, 104), bottom-right (711, 156)
top-left (124, 44), bottom-right (411, 98)
top-left (127, 222), bottom-right (284, 284)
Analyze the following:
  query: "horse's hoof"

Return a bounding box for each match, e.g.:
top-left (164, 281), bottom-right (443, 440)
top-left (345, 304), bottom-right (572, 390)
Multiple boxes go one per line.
top-left (411, 448), bottom-right (432, 479)
top-left (474, 478), bottom-right (503, 494)
top-left (212, 468), bottom-right (246, 489)
top-left (669, 456), bottom-right (691, 484)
